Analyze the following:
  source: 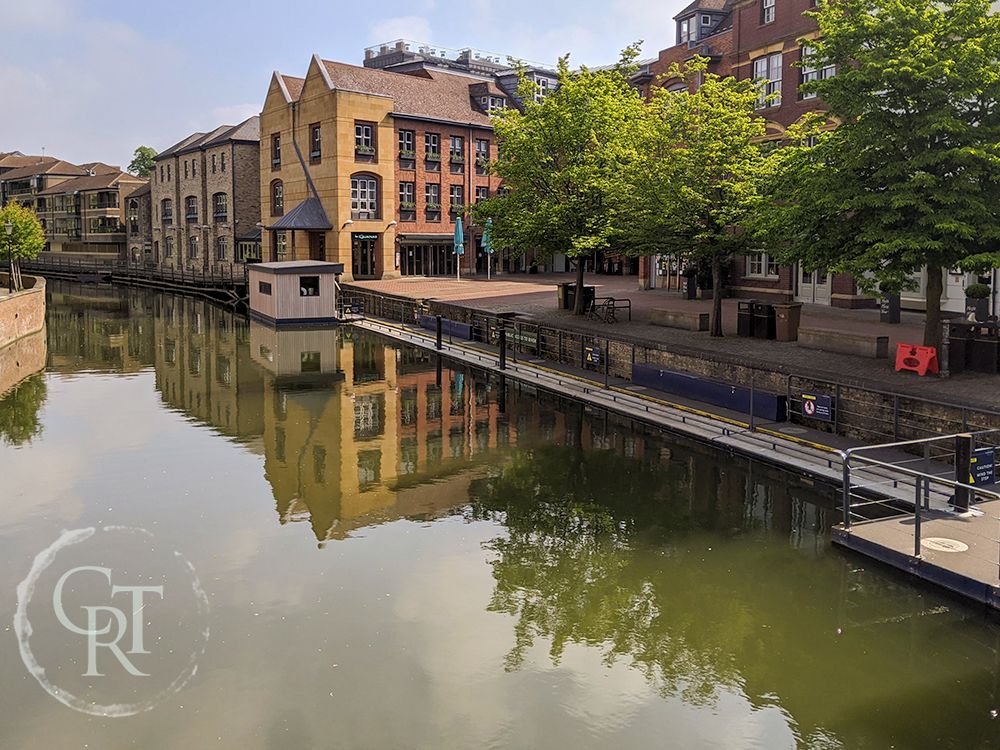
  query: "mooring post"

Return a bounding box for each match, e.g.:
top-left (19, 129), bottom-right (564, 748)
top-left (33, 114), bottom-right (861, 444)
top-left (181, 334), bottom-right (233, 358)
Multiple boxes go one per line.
top-left (436, 315), bottom-right (443, 350)
top-left (499, 327), bottom-right (507, 371)
top-left (954, 433), bottom-right (973, 511)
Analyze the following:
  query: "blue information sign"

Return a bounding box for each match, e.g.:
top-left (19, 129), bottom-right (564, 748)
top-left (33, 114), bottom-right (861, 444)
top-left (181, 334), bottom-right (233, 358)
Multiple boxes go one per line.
top-left (801, 392), bottom-right (834, 422)
top-left (970, 447), bottom-right (996, 486)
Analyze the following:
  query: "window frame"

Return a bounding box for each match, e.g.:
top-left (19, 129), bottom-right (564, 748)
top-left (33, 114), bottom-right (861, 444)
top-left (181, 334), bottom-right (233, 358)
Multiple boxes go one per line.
top-left (270, 180), bottom-right (284, 217)
top-left (212, 192), bottom-right (228, 222)
top-left (753, 52), bottom-right (782, 109)
top-left (355, 121), bottom-right (376, 157)
top-left (310, 123), bottom-right (322, 160)
top-left (350, 173), bottom-right (379, 218)
top-left (745, 252), bottom-right (780, 279)
top-left (271, 133), bottom-right (281, 168)
top-left (761, 0), bottom-right (775, 24)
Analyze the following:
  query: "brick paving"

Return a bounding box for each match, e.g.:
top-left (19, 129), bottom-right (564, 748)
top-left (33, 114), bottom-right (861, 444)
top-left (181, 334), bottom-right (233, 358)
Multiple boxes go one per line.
top-left (353, 273), bottom-right (1000, 411)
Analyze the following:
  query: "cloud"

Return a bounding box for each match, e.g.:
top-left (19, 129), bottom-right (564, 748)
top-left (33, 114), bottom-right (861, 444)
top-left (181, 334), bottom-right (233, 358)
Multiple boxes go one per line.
top-left (369, 15), bottom-right (433, 43)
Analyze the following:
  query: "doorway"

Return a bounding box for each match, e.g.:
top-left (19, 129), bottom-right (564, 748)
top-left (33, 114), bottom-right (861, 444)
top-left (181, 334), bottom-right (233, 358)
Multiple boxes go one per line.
top-left (352, 233), bottom-right (378, 279)
top-left (796, 265), bottom-right (830, 304)
top-left (309, 232), bottom-right (326, 261)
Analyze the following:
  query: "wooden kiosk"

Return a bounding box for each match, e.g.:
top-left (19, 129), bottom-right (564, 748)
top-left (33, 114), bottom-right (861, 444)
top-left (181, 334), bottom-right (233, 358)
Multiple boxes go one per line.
top-left (248, 260), bottom-right (345, 327)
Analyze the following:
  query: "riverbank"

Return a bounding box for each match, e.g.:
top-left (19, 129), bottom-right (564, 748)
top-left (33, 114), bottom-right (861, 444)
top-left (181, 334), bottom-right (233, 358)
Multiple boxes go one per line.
top-left (0, 274), bottom-right (45, 352)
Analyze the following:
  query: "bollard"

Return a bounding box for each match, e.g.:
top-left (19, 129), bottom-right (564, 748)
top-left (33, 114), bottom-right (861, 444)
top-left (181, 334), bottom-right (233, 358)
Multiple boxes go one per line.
top-left (499, 327), bottom-right (507, 371)
top-left (436, 315), bottom-right (443, 350)
top-left (953, 433), bottom-right (973, 511)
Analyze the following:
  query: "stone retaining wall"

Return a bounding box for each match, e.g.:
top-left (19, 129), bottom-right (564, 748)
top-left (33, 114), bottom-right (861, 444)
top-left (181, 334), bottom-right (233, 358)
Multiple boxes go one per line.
top-left (0, 275), bottom-right (46, 350)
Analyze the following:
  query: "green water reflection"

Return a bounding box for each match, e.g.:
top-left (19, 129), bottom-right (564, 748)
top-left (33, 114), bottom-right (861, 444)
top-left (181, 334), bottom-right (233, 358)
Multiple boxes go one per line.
top-left (0, 281), bottom-right (998, 749)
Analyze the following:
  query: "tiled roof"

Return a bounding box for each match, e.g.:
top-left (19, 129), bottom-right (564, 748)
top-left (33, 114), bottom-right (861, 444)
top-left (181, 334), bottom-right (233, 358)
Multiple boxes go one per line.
top-left (36, 171), bottom-right (144, 196)
top-left (676, 0), bottom-right (731, 18)
top-left (0, 159), bottom-right (86, 181)
top-left (0, 154), bottom-right (54, 170)
top-left (125, 182), bottom-right (151, 199)
top-left (78, 161), bottom-right (120, 175)
top-left (269, 197), bottom-right (332, 230)
top-left (202, 115), bottom-right (260, 147)
top-left (319, 60), bottom-right (493, 126)
top-left (282, 75), bottom-right (305, 100)
top-left (155, 132), bottom-right (207, 161)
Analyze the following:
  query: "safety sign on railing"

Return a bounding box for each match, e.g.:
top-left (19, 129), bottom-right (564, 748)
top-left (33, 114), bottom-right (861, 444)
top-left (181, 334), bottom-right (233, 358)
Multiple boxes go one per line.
top-left (970, 447), bottom-right (997, 486)
top-left (801, 392), bottom-right (834, 422)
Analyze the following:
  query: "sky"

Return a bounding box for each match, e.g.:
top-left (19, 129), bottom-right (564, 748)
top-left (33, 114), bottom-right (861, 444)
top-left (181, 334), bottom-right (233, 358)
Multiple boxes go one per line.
top-left (0, 0), bottom-right (688, 171)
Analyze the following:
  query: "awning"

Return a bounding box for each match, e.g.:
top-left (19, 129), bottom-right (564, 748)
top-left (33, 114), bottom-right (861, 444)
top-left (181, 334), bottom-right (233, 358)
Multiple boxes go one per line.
top-left (269, 197), bottom-right (332, 231)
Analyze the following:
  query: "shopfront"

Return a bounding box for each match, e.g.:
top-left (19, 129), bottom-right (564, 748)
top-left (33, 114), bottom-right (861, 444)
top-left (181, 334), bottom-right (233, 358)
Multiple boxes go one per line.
top-left (400, 243), bottom-right (457, 276)
top-left (352, 233), bottom-right (380, 279)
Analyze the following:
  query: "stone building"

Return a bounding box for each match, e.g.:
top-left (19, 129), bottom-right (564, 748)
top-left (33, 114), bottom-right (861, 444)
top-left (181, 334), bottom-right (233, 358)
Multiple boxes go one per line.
top-left (125, 183), bottom-right (152, 266)
top-left (150, 116), bottom-right (261, 274)
top-left (260, 55), bottom-right (502, 280)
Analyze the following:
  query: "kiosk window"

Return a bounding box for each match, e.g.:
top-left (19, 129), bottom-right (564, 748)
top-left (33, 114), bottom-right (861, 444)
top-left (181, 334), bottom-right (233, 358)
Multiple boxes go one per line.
top-left (299, 276), bottom-right (320, 296)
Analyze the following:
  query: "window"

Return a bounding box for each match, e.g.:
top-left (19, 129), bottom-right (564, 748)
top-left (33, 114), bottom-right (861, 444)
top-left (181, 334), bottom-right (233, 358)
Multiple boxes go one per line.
top-left (271, 133), bottom-right (281, 167)
top-left (746, 252), bottom-right (779, 278)
top-left (753, 53), bottom-right (782, 108)
top-left (475, 139), bottom-right (489, 166)
top-left (299, 276), bottom-right (320, 296)
top-left (351, 174), bottom-right (379, 218)
top-left (475, 186), bottom-right (488, 203)
top-left (800, 45), bottom-right (835, 99)
top-left (449, 136), bottom-right (464, 162)
top-left (184, 160), bottom-right (189, 179)
top-left (310, 123), bottom-right (321, 159)
top-left (188, 235), bottom-right (199, 259)
top-left (192, 159), bottom-right (196, 178)
top-left (211, 154), bottom-right (217, 173)
top-left (221, 153), bottom-right (226, 172)
top-left (679, 18), bottom-right (691, 43)
top-left (270, 180), bottom-right (284, 216)
top-left (165, 236), bottom-right (174, 257)
top-left (761, 0), bottom-right (775, 24)
top-left (399, 181), bottom-right (416, 213)
top-left (425, 132), bottom-right (440, 160)
top-left (355, 122), bottom-right (375, 155)
top-left (258, 280), bottom-right (272, 295)
top-left (185, 195), bottom-right (198, 223)
top-left (425, 183), bottom-right (441, 212)
top-left (216, 236), bottom-right (228, 260)
top-left (275, 231), bottom-right (288, 258)
top-left (161, 198), bottom-right (173, 225)
top-left (702, 13), bottom-right (711, 25)
top-left (399, 129), bottom-right (415, 157)
top-left (486, 96), bottom-right (505, 111)
top-left (159, 165), bottom-right (164, 182)
top-left (213, 192), bottom-right (228, 222)
top-left (533, 77), bottom-right (549, 103)
top-left (166, 164), bottom-right (171, 181)
top-left (449, 185), bottom-right (464, 213)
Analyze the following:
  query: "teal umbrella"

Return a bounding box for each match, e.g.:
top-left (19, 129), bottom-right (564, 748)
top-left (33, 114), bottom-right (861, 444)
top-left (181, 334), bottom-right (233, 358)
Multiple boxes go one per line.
top-left (454, 217), bottom-right (464, 280)
top-left (482, 218), bottom-right (494, 280)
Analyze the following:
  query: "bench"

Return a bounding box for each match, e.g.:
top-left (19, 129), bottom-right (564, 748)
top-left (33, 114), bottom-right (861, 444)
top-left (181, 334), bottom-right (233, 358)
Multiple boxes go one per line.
top-left (798, 327), bottom-right (889, 359)
top-left (649, 309), bottom-right (709, 332)
top-left (587, 297), bottom-right (632, 323)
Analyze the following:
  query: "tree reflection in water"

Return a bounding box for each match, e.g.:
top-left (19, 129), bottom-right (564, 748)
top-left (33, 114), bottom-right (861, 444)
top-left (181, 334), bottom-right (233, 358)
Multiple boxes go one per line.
top-left (0, 374), bottom-right (47, 447)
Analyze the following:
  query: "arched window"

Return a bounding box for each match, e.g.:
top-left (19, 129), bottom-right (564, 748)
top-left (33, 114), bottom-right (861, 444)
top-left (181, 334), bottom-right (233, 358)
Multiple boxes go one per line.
top-left (185, 195), bottom-right (198, 223)
top-left (212, 192), bottom-right (228, 222)
top-left (161, 198), bottom-right (173, 225)
top-left (188, 235), bottom-right (199, 259)
top-left (271, 180), bottom-right (284, 216)
top-left (215, 236), bottom-right (228, 260)
top-left (350, 173), bottom-right (379, 219)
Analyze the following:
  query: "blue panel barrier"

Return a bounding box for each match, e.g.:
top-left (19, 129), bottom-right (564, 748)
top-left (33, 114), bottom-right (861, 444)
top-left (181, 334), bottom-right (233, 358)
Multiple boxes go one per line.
top-left (418, 315), bottom-right (472, 341)
top-left (632, 364), bottom-right (787, 422)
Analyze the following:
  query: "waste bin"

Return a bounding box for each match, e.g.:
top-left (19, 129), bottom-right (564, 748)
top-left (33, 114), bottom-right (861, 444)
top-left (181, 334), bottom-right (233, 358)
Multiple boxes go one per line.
top-left (773, 302), bottom-right (803, 342)
top-left (564, 284), bottom-right (595, 312)
top-left (752, 302), bottom-right (777, 340)
top-left (737, 300), bottom-right (756, 338)
top-left (970, 323), bottom-right (999, 374)
top-left (948, 321), bottom-right (974, 374)
top-left (880, 294), bottom-right (901, 324)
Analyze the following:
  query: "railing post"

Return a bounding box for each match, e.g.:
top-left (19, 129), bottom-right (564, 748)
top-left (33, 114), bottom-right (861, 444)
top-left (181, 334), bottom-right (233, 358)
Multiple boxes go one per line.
top-left (436, 315), bottom-right (442, 350)
top-left (914, 475), bottom-right (922, 558)
top-left (892, 395), bottom-right (899, 440)
top-left (954, 433), bottom-right (973, 511)
top-left (842, 453), bottom-right (852, 528)
top-left (749, 375), bottom-right (756, 432)
top-left (604, 338), bottom-right (610, 388)
top-left (834, 383), bottom-right (841, 434)
top-left (499, 327), bottom-right (507, 371)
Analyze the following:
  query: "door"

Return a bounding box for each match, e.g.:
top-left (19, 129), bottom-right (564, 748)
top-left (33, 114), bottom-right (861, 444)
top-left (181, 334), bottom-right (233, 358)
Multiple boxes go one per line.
top-left (309, 232), bottom-right (325, 261)
top-left (796, 264), bottom-right (830, 304)
top-left (352, 235), bottom-right (377, 279)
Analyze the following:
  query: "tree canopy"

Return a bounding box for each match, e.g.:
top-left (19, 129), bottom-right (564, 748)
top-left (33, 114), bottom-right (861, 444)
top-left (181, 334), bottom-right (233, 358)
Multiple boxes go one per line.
top-left (762, 0), bottom-right (1000, 351)
top-left (472, 46), bottom-right (646, 313)
top-left (0, 201), bottom-right (45, 290)
top-left (128, 145), bottom-right (157, 178)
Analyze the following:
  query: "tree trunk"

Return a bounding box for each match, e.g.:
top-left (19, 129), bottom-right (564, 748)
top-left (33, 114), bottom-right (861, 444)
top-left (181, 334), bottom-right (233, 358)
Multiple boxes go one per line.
top-left (924, 263), bottom-right (944, 355)
top-left (572, 260), bottom-right (587, 315)
top-left (709, 254), bottom-right (724, 337)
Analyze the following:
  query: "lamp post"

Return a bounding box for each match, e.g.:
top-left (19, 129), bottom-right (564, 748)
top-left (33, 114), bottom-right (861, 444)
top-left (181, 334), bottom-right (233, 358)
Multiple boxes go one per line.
top-left (4, 220), bottom-right (13, 293)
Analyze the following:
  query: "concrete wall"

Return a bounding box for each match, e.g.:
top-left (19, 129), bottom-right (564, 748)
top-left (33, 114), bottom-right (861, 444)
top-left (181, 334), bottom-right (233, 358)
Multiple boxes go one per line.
top-left (0, 275), bottom-right (46, 350)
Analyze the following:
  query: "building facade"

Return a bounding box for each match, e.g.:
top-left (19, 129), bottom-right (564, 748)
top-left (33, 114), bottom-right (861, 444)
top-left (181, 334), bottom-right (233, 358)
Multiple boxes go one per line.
top-left (150, 116), bottom-right (261, 274)
top-left (125, 183), bottom-right (152, 266)
top-left (259, 54), bottom-right (502, 280)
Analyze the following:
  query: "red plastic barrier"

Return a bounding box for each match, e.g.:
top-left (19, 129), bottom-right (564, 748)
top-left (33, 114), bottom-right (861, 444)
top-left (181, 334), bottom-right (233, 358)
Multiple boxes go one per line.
top-left (895, 343), bottom-right (939, 376)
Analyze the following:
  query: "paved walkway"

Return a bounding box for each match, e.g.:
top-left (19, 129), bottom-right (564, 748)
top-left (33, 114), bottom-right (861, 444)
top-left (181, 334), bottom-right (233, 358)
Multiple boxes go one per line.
top-left (354, 273), bottom-right (1000, 411)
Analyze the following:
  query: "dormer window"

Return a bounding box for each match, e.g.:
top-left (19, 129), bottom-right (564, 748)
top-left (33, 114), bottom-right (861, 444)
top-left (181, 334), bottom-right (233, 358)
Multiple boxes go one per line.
top-left (679, 18), bottom-right (692, 43)
top-left (701, 14), bottom-right (711, 25)
top-left (486, 96), bottom-right (505, 111)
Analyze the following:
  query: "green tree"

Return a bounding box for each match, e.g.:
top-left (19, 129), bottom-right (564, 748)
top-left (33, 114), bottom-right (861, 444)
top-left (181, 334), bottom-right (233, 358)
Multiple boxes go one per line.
top-left (763, 0), bottom-right (1000, 353)
top-left (128, 145), bottom-right (157, 178)
top-left (0, 201), bottom-right (45, 291)
top-left (629, 58), bottom-right (768, 336)
top-left (472, 47), bottom-right (646, 314)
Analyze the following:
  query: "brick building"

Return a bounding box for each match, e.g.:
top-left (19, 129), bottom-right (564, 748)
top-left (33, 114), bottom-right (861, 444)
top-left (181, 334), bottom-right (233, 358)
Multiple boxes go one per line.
top-left (644, 0), bottom-right (874, 308)
top-left (260, 54), bottom-right (502, 280)
top-left (150, 116), bottom-right (261, 274)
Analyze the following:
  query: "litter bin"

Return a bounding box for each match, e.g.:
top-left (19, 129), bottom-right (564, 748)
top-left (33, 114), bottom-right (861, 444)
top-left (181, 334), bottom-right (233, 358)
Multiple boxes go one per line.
top-left (737, 300), bottom-right (756, 338)
top-left (564, 284), bottom-right (596, 312)
top-left (948, 321), bottom-right (974, 374)
top-left (880, 294), bottom-right (901, 324)
top-left (752, 302), bottom-right (777, 340)
top-left (773, 302), bottom-right (803, 342)
top-left (970, 323), bottom-right (999, 374)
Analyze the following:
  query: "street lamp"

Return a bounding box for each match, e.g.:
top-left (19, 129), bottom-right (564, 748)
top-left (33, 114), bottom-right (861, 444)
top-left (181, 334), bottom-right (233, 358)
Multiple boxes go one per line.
top-left (4, 220), bottom-right (13, 293)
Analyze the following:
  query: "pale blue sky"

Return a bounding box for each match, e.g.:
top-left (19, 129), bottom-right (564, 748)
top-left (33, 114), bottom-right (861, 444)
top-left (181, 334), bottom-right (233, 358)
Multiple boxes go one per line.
top-left (1, 0), bottom-right (687, 170)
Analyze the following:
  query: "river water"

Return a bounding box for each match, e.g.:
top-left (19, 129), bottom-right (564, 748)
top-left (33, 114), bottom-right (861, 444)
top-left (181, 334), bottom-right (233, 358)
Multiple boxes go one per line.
top-left (0, 282), bottom-right (999, 749)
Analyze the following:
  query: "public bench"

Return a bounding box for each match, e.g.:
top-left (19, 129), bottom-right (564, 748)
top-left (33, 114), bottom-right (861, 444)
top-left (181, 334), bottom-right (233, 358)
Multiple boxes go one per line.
top-left (587, 297), bottom-right (632, 323)
top-left (797, 326), bottom-right (889, 359)
top-left (649, 308), bottom-right (709, 332)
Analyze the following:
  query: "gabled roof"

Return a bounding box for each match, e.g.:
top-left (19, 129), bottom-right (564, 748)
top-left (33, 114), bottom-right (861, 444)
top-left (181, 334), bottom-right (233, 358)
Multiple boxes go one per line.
top-left (0, 154), bottom-right (54, 171)
top-left (0, 159), bottom-right (86, 181)
top-left (36, 171), bottom-right (145, 196)
top-left (125, 183), bottom-right (151, 199)
top-left (202, 115), bottom-right (260, 147)
top-left (282, 75), bottom-right (305, 101)
top-left (154, 132), bottom-right (207, 161)
top-left (314, 59), bottom-right (493, 126)
top-left (675, 0), bottom-right (731, 19)
top-left (269, 197), bottom-right (332, 231)
top-left (78, 161), bottom-right (120, 175)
